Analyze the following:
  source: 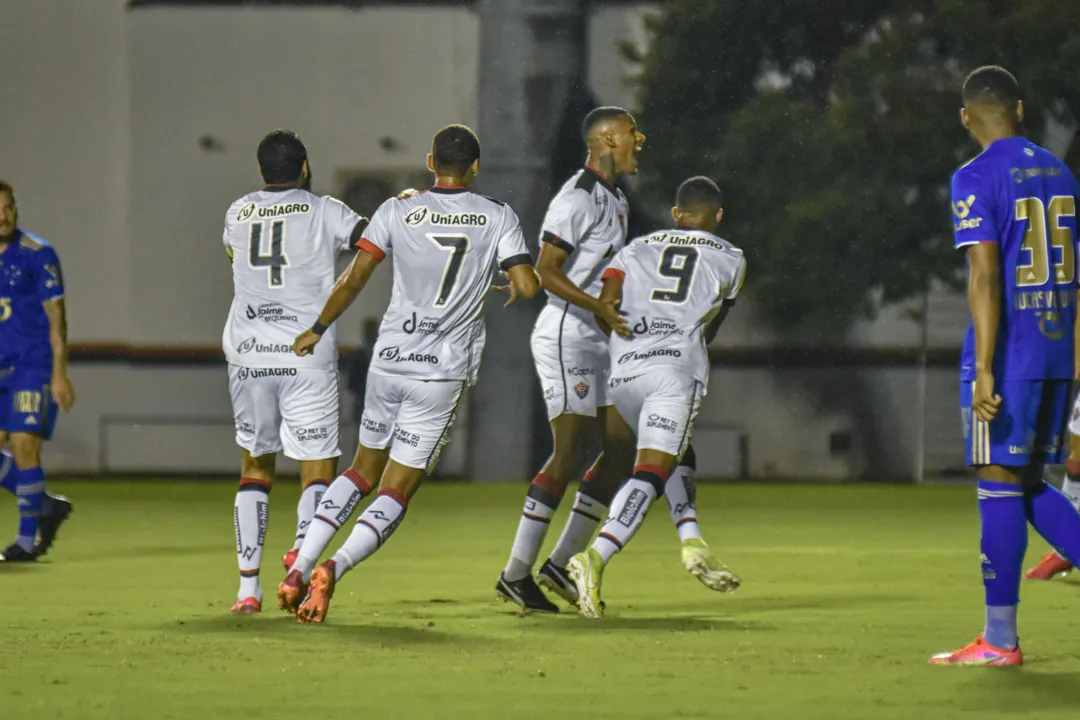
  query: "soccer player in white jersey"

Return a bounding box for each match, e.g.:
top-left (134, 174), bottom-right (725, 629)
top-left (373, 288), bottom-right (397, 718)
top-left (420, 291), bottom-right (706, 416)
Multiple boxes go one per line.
top-left (276, 125), bottom-right (540, 623)
top-left (568, 176), bottom-right (745, 618)
top-left (221, 130), bottom-right (369, 613)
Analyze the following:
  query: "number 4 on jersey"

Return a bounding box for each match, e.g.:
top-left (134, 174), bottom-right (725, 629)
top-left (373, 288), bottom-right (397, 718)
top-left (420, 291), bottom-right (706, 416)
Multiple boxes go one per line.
top-left (249, 220), bottom-right (289, 288)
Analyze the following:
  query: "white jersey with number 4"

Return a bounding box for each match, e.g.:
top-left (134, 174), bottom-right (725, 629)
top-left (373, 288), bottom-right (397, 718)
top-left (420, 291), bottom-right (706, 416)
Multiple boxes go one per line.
top-left (605, 228), bottom-right (746, 388)
top-left (359, 187), bottom-right (532, 383)
top-left (222, 187), bottom-right (366, 370)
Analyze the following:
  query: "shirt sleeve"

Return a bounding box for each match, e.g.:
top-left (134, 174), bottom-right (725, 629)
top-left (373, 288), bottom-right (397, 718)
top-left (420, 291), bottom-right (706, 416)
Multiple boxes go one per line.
top-left (35, 245), bottom-right (65, 303)
top-left (601, 246), bottom-right (629, 281)
top-left (222, 201), bottom-right (240, 260)
top-left (322, 196), bottom-right (369, 254)
top-left (495, 206), bottom-right (532, 272)
top-left (356, 200), bottom-right (393, 262)
top-left (540, 189), bottom-right (594, 255)
top-left (951, 168), bottom-right (998, 247)
top-left (724, 256), bottom-right (747, 303)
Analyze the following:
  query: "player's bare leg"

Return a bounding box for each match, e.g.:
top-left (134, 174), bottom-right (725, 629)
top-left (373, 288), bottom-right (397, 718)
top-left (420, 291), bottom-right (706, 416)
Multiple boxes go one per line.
top-left (296, 457), bottom-right (421, 624)
top-left (1025, 434), bottom-right (1080, 580)
top-left (232, 450), bottom-right (275, 612)
top-left (498, 413), bottom-right (591, 613)
top-left (279, 445), bottom-right (386, 614)
top-left (286, 458), bottom-right (336, 571)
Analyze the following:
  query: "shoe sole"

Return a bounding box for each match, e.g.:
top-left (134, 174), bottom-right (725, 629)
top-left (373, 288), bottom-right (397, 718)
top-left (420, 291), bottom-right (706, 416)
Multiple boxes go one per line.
top-left (537, 571), bottom-right (579, 605)
top-left (567, 556), bottom-right (602, 619)
top-left (685, 555), bottom-right (741, 593)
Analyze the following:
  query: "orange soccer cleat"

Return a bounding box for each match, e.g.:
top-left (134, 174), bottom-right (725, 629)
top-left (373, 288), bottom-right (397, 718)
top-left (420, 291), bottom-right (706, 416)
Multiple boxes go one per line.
top-left (283, 548), bottom-right (299, 572)
top-left (230, 596), bottom-right (262, 614)
top-left (296, 560), bottom-right (336, 624)
top-left (1024, 551), bottom-right (1073, 580)
top-left (929, 636), bottom-right (1023, 666)
top-left (277, 569), bottom-right (308, 615)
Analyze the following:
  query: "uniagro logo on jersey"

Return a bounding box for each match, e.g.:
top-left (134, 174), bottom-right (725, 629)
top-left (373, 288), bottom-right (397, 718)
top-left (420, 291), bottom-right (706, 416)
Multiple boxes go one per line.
top-left (618, 348), bottom-right (682, 365)
top-left (237, 367), bottom-right (297, 380)
top-left (237, 337), bottom-right (292, 355)
top-left (378, 346), bottom-right (440, 365)
top-left (404, 205), bottom-right (488, 227)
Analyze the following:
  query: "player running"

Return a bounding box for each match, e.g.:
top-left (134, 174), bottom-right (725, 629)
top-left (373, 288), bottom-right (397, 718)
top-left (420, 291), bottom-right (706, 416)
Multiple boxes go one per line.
top-left (1025, 442), bottom-right (1080, 580)
top-left (930, 66), bottom-right (1080, 666)
top-left (566, 176), bottom-right (743, 617)
top-left (0, 181), bottom-right (75, 562)
top-left (221, 130), bottom-right (369, 612)
top-left (277, 124), bottom-right (540, 623)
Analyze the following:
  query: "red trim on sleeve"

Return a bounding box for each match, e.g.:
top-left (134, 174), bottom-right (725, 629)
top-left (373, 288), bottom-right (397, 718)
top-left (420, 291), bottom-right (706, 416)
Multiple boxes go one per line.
top-left (602, 268), bottom-right (626, 281)
top-left (355, 238), bottom-right (386, 262)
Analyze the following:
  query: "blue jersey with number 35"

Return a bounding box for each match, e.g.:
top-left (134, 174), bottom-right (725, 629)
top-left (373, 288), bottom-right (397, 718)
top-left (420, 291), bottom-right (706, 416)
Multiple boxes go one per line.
top-left (952, 137), bottom-right (1080, 381)
top-left (0, 229), bottom-right (65, 371)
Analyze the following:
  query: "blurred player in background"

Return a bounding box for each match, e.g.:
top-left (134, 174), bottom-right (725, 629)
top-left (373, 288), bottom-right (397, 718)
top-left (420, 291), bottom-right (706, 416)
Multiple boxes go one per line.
top-left (278, 124), bottom-right (540, 623)
top-left (221, 130), bottom-right (368, 612)
top-left (930, 67), bottom-right (1080, 666)
top-left (0, 181), bottom-right (74, 562)
top-left (1025, 440), bottom-right (1080, 579)
top-left (568, 176), bottom-right (744, 617)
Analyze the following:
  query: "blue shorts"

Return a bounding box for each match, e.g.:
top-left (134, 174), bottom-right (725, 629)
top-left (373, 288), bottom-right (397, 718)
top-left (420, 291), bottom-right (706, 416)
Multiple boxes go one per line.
top-left (0, 367), bottom-right (58, 440)
top-left (961, 379), bottom-right (1070, 467)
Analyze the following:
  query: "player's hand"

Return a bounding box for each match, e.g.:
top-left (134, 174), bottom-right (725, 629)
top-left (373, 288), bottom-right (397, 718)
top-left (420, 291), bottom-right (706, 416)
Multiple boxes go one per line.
top-left (396, 188), bottom-right (421, 200)
top-left (595, 298), bottom-right (630, 338)
top-left (973, 370), bottom-right (1002, 423)
top-left (293, 329), bottom-right (321, 357)
top-left (489, 282), bottom-right (519, 308)
top-left (52, 375), bottom-right (76, 413)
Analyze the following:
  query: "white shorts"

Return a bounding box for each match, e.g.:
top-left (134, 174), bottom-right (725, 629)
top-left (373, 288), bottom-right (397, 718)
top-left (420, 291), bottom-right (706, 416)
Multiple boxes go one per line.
top-left (228, 365), bottom-right (341, 462)
top-left (610, 372), bottom-right (703, 458)
top-left (531, 305), bottom-right (610, 421)
top-left (359, 372), bottom-right (466, 472)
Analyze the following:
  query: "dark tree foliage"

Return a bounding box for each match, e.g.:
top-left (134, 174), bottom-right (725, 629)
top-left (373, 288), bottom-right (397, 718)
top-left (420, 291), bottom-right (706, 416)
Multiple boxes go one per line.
top-left (628, 0), bottom-right (1080, 335)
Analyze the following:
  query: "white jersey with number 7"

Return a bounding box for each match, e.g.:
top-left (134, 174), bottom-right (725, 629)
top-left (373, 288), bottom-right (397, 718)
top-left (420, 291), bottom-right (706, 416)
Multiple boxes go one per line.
top-left (604, 228), bottom-right (746, 388)
top-left (358, 186), bottom-right (532, 384)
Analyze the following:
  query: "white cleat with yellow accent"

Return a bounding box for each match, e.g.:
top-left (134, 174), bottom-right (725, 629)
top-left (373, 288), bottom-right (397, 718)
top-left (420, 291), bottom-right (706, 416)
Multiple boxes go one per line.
top-left (681, 538), bottom-right (740, 592)
top-left (567, 548), bottom-right (606, 619)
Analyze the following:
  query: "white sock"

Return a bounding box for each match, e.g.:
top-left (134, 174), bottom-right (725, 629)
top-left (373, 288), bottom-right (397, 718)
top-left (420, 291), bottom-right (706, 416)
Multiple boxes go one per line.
top-left (331, 491), bottom-right (408, 580)
top-left (234, 479), bottom-right (270, 601)
top-left (1062, 474), bottom-right (1080, 508)
top-left (593, 479), bottom-right (658, 564)
top-left (294, 481), bottom-right (329, 549)
top-left (294, 470), bottom-right (371, 582)
top-left (503, 479), bottom-right (561, 581)
top-left (548, 492), bottom-right (607, 568)
top-left (665, 465), bottom-right (703, 542)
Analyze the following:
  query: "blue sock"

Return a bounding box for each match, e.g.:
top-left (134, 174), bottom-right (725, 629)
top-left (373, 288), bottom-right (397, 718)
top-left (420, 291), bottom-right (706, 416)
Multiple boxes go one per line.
top-left (0, 451), bottom-right (14, 495)
top-left (1026, 480), bottom-right (1080, 565)
top-left (14, 466), bottom-right (45, 552)
top-left (977, 479), bottom-right (1026, 649)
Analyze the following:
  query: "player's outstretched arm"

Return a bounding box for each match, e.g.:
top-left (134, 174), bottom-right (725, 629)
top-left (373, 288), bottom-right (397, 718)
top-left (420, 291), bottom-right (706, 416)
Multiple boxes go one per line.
top-left (538, 243), bottom-right (628, 336)
top-left (293, 250), bottom-right (380, 357)
top-left (967, 242), bottom-right (1003, 421)
top-left (43, 298), bottom-right (75, 412)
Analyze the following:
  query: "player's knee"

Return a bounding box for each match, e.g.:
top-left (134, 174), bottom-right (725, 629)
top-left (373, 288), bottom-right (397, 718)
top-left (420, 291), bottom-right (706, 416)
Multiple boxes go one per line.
top-left (680, 444), bottom-right (697, 471)
top-left (531, 471), bottom-right (569, 502)
top-left (9, 434), bottom-right (41, 469)
top-left (241, 452), bottom-right (275, 484)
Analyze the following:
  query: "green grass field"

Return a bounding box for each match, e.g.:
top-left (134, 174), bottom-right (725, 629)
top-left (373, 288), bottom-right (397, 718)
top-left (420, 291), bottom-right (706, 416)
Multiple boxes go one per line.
top-left (4, 480), bottom-right (1080, 719)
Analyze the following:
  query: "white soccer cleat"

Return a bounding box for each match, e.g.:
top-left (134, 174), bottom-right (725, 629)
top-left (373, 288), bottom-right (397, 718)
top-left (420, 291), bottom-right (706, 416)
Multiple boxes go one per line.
top-left (681, 538), bottom-right (740, 592)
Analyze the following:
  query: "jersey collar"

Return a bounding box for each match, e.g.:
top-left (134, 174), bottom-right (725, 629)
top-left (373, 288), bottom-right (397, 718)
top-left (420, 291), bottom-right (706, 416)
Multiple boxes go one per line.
top-left (262, 184), bottom-right (297, 193)
top-left (584, 165), bottom-right (618, 195)
top-left (430, 185), bottom-right (469, 195)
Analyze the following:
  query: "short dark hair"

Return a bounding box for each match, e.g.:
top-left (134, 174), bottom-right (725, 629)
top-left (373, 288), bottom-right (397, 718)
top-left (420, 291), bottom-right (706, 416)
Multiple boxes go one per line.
top-left (257, 130), bottom-right (308, 185)
top-left (432, 124), bottom-right (480, 176)
top-left (676, 176), bottom-right (723, 209)
top-left (0, 181), bottom-right (13, 203)
top-left (962, 66), bottom-right (1021, 109)
top-left (581, 106), bottom-right (631, 140)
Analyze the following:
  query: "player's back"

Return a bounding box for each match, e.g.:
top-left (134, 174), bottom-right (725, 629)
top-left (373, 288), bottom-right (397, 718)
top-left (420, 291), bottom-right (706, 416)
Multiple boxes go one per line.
top-left (361, 187), bottom-right (530, 382)
top-left (952, 137), bottom-right (1080, 380)
top-left (222, 188), bottom-right (362, 370)
top-left (608, 228), bottom-right (745, 387)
